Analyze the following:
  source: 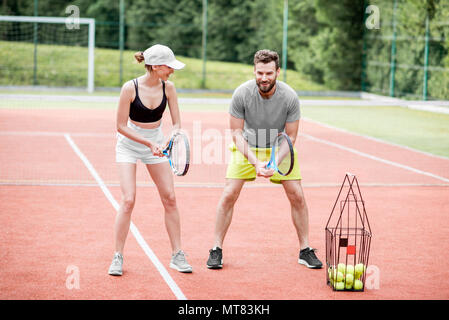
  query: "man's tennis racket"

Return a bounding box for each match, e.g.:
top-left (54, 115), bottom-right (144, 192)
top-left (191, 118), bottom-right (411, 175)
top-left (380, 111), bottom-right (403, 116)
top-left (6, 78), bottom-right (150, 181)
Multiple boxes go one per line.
top-left (266, 132), bottom-right (294, 176)
top-left (162, 132), bottom-right (190, 176)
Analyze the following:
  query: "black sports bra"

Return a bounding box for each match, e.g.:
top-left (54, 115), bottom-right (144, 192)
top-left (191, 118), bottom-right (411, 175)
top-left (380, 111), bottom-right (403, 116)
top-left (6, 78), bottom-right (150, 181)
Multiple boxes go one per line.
top-left (129, 79), bottom-right (167, 123)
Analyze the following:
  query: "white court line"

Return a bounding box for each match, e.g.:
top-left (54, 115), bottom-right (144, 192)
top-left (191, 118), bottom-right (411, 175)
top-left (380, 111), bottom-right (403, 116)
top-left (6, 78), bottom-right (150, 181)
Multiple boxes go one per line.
top-left (2, 125), bottom-right (448, 162)
top-left (3, 129), bottom-right (448, 183)
top-left (303, 117), bottom-right (449, 161)
top-left (1, 180), bottom-right (449, 188)
top-left (63, 133), bottom-right (187, 300)
top-left (0, 131), bottom-right (111, 137)
top-left (301, 133), bottom-right (449, 184)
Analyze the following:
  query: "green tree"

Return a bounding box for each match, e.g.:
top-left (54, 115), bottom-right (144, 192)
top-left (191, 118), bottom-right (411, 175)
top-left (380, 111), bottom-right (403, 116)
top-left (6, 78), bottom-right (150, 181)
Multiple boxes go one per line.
top-left (314, 0), bottom-right (365, 90)
top-left (362, 0), bottom-right (449, 99)
top-left (287, 0), bottom-right (364, 90)
top-left (288, 0), bottom-right (325, 84)
top-left (126, 0), bottom-right (202, 56)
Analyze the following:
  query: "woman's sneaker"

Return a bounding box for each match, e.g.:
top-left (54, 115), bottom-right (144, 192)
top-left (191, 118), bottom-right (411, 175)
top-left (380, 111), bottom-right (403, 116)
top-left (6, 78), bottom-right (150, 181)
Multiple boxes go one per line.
top-left (170, 250), bottom-right (193, 273)
top-left (108, 252), bottom-right (124, 276)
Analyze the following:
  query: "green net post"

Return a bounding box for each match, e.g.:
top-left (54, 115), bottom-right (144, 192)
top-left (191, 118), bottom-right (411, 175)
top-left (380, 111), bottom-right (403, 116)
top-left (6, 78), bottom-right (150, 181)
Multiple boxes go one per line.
top-left (361, 0), bottom-right (368, 92)
top-left (33, 0), bottom-right (38, 85)
top-left (282, 0), bottom-right (288, 83)
top-left (389, 0), bottom-right (398, 97)
top-left (201, 0), bottom-right (208, 89)
top-left (423, 14), bottom-right (430, 101)
top-left (119, 0), bottom-right (125, 86)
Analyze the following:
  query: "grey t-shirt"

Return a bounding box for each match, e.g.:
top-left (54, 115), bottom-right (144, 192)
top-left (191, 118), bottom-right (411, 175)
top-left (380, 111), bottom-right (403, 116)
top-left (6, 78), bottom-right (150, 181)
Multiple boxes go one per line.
top-left (229, 79), bottom-right (300, 148)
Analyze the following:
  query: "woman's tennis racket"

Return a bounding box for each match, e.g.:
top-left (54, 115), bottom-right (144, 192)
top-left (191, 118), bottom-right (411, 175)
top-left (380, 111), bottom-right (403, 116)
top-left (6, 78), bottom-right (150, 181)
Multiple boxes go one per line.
top-left (162, 132), bottom-right (190, 176)
top-left (266, 132), bottom-right (294, 176)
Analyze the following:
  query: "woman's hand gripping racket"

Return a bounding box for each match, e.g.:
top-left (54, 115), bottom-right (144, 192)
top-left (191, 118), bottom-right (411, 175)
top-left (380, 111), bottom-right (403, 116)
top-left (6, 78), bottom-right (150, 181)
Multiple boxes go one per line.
top-left (162, 132), bottom-right (190, 176)
top-left (265, 132), bottom-right (294, 176)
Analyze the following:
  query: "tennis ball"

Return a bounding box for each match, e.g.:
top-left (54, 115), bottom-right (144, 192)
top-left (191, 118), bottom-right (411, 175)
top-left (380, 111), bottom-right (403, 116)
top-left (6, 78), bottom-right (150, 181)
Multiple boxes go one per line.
top-left (329, 269), bottom-right (339, 282)
top-left (336, 271), bottom-right (344, 282)
top-left (355, 263), bottom-right (366, 279)
top-left (345, 273), bottom-right (354, 286)
top-left (345, 282), bottom-right (353, 290)
top-left (329, 268), bottom-right (335, 280)
top-left (346, 264), bottom-right (354, 277)
top-left (335, 281), bottom-right (345, 291)
top-left (354, 279), bottom-right (364, 290)
top-left (337, 263), bottom-right (346, 274)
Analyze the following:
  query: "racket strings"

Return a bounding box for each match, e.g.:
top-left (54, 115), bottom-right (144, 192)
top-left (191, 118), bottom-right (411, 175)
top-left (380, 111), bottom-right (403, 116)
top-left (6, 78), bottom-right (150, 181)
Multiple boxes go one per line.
top-left (273, 134), bottom-right (293, 176)
top-left (171, 134), bottom-right (189, 175)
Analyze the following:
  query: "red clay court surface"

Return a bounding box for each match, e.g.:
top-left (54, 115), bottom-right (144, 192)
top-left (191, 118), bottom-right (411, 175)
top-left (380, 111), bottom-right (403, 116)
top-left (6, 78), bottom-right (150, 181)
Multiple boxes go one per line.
top-left (1, 108), bottom-right (449, 300)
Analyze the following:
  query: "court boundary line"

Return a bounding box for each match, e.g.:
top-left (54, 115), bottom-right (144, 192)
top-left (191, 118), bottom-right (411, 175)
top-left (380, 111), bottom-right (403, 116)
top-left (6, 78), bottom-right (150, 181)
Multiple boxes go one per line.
top-left (2, 129), bottom-right (448, 184)
top-left (301, 133), bottom-right (449, 183)
top-left (0, 131), bottom-right (112, 137)
top-left (1, 180), bottom-right (449, 188)
top-left (303, 117), bottom-right (449, 161)
top-left (63, 133), bottom-right (187, 301)
top-left (2, 126), bottom-right (449, 162)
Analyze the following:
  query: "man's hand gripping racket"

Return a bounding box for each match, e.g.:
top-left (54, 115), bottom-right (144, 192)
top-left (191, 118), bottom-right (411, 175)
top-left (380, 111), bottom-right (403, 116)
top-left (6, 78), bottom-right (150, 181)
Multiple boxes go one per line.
top-left (264, 132), bottom-right (294, 176)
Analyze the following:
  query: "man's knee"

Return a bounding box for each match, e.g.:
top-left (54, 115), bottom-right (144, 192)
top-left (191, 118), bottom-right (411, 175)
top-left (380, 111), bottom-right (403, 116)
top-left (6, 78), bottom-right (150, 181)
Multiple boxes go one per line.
top-left (285, 188), bottom-right (306, 208)
top-left (220, 182), bottom-right (243, 207)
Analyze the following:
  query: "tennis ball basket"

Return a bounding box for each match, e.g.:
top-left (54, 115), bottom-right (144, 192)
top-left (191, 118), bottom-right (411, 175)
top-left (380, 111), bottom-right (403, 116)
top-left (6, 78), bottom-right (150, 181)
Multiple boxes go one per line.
top-left (325, 173), bottom-right (372, 291)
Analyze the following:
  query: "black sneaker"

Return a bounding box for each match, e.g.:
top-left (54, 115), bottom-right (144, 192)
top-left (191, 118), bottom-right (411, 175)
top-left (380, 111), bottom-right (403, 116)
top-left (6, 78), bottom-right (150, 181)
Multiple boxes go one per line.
top-left (207, 247), bottom-right (223, 269)
top-left (298, 247), bottom-right (323, 269)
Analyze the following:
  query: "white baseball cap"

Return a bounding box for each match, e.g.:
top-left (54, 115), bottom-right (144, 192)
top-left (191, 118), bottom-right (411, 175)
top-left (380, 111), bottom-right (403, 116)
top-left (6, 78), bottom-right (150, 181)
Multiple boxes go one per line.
top-left (143, 44), bottom-right (185, 70)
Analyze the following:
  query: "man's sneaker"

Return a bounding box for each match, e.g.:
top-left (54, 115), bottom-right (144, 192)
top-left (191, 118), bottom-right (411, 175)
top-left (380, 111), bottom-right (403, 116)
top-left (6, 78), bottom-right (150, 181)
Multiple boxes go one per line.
top-left (298, 247), bottom-right (323, 269)
top-left (207, 247), bottom-right (223, 269)
top-left (108, 252), bottom-right (123, 276)
top-left (170, 250), bottom-right (193, 273)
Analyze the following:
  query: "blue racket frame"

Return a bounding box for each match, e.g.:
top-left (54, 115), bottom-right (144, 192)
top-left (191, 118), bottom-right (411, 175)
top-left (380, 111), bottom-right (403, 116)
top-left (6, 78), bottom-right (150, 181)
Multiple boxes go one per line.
top-left (266, 132), bottom-right (294, 176)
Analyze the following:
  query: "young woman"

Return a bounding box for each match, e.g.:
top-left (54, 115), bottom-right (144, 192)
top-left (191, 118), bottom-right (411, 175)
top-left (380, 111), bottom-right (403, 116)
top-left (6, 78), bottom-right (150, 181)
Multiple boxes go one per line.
top-left (108, 44), bottom-right (192, 275)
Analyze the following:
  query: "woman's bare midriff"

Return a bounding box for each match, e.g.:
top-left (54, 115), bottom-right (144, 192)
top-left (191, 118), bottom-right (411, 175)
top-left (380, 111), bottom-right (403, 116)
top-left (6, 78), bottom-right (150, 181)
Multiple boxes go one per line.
top-left (130, 119), bottom-right (162, 129)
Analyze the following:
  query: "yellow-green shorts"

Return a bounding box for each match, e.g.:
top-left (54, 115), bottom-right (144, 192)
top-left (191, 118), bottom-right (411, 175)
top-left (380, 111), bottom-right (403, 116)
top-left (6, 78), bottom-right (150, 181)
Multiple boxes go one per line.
top-left (225, 143), bottom-right (302, 184)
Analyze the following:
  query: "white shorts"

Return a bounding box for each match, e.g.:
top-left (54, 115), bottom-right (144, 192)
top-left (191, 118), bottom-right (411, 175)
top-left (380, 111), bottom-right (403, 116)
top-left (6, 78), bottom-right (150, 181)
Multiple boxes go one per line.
top-left (116, 121), bottom-right (169, 165)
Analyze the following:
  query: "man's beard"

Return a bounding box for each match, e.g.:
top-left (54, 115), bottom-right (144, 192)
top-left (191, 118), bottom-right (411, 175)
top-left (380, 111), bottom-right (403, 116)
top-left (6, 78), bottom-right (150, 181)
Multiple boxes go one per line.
top-left (256, 78), bottom-right (276, 93)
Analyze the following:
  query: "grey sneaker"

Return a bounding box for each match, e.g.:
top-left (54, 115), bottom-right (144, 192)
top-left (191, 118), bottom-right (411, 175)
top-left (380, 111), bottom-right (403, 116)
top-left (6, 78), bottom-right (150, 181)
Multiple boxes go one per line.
top-left (170, 250), bottom-right (193, 273)
top-left (206, 247), bottom-right (223, 269)
top-left (298, 247), bottom-right (323, 269)
top-left (108, 252), bottom-right (123, 276)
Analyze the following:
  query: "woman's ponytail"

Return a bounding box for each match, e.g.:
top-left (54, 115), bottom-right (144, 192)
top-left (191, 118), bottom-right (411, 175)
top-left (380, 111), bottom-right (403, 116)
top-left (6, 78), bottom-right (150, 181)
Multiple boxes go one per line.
top-left (134, 51), bottom-right (144, 63)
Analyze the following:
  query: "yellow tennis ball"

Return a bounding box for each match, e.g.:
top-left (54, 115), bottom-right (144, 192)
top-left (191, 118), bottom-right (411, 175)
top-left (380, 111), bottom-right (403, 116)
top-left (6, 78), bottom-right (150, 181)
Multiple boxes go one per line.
top-left (345, 282), bottom-right (353, 290)
top-left (355, 263), bottom-right (366, 279)
top-left (354, 279), bottom-right (364, 290)
top-left (328, 266), bottom-right (334, 278)
top-left (345, 273), bottom-right (354, 285)
top-left (346, 264), bottom-right (354, 276)
top-left (336, 271), bottom-right (344, 282)
top-left (330, 269), bottom-right (339, 282)
top-left (335, 281), bottom-right (345, 290)
top-left (337, 263), bottom-right (346, 274)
